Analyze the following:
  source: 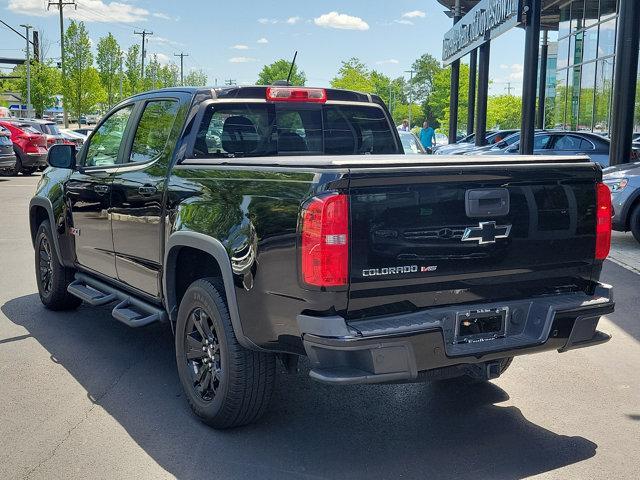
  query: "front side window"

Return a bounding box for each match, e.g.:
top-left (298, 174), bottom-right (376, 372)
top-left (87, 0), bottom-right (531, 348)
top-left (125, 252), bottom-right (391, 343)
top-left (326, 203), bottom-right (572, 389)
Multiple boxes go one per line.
top-left (193, 102), bottom-right (398, 158)
top-left (84, 105), bottom-right (133, 167)
top-left (129, 100), bottom-right (180, 163)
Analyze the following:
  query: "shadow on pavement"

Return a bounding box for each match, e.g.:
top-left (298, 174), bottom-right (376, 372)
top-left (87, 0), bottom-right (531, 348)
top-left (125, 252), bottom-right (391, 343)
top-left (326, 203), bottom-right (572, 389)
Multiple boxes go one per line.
top-left (2, 293), bottom-right (597, 480)
top-left (602, 261), bottom-right (640, 342)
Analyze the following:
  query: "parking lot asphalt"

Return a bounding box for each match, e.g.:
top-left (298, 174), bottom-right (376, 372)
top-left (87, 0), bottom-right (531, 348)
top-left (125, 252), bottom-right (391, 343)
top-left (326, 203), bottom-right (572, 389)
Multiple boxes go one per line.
top-left (1, 174), bottom-right (639, 480)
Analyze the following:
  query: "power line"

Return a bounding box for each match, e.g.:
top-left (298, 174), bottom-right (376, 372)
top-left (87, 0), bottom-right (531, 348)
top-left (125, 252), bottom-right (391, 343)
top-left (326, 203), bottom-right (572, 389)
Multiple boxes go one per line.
top-left (225, 78), bottom-right (236, 86)
top-left (505, 82), bottom-right (514, 95)
top-left (48, 0), bottom-right (76, 127)
top-left (134, 29), bottom-right (153, 79)
top-left (174, 52), bottom-right (188, 86)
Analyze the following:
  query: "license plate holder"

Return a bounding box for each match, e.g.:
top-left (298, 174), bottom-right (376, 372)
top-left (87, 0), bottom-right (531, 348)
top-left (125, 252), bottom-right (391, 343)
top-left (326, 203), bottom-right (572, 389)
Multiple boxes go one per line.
top-left (454, 307), bottom-right (507, 344)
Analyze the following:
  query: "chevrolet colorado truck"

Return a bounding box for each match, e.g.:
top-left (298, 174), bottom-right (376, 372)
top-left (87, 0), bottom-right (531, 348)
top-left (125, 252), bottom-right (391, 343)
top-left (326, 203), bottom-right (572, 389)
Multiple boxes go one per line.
top-left (30, 86), bottom-right (614, 429)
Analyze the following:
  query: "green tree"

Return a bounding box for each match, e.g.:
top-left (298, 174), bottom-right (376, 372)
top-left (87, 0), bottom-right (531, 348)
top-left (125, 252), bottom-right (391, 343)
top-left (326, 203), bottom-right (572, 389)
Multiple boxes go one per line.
top-left (96, 33), bottom-right (122, 108)
top-left (257, 59), bottom-right (306, 85)
top-left (331, 57), bottom-right (373, 92)
top-left (124, 44), bottom-right (141, 95)
top-left (184, 69), bottom-right (208, 86)
top-left (63, 21), bottom-right (102, 123)
top-left (411, 53), bottom-right (442, 104)
top-left (486, 95), bottom-right (523, 129)
top-left (428, 63), bottom-right (470, 136)
top-left (157, 63), bottom-right (179, 88)
top-left (14, 61), bottom-right (61, 118)
top-left (66, 67), bottom-right (105, 124)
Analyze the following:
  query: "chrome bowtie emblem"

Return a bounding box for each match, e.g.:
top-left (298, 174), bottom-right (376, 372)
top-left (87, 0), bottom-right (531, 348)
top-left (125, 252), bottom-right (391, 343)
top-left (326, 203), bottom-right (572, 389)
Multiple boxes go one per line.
top-left (461, 221), bottom-right (511, 244)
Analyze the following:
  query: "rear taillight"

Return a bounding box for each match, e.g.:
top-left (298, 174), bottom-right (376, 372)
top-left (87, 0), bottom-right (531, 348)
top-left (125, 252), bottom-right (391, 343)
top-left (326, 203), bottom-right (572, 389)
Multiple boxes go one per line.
top-left (266, 87), bottom-right (327, 103)
top-left (595, 182), bottom-right (612, 260)
top-left (301, 193), bottom-right (349, 287)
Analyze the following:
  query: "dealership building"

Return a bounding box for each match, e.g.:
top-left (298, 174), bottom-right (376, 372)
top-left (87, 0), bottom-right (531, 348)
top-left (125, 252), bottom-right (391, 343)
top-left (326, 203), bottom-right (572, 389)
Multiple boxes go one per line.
top-left (437, 0), bottom-right (639, 166)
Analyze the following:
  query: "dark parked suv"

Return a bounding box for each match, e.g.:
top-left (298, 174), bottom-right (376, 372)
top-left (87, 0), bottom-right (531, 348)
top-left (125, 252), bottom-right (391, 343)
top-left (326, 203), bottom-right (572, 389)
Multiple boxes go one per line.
top-left (0, 126), bottom-right (16, 172)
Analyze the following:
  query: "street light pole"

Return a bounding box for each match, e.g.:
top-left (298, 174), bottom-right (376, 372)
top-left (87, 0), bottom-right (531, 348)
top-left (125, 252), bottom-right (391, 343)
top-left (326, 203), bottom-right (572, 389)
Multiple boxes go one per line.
top-left (405, 69), bottom-right (415, 129)
top-left (20, 24), bottom-right (32, 118)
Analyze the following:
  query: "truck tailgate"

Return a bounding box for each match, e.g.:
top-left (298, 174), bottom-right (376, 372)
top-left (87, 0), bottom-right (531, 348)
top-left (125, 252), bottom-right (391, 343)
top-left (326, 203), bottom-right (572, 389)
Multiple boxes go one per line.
top-left (346, 159), bottom-right (600, 319)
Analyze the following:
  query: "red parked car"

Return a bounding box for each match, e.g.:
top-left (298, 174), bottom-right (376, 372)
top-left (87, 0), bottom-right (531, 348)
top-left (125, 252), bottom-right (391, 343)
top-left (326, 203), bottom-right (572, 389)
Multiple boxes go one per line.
top-left (0, 120), bottom-right (48, 175)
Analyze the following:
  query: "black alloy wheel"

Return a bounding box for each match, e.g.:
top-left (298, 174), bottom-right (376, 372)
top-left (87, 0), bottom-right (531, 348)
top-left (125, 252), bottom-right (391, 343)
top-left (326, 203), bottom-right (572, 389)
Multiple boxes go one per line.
top-left (38, 236), bottom-right (54, 295)
top-left (184, 307), bottom-right (222, 401)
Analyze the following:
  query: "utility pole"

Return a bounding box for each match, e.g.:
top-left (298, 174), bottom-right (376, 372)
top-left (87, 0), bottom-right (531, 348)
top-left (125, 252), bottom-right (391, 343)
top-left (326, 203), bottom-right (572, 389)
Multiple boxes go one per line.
top-left (505, 82), bottom-right (514, 95)
top-left (134, 30), bottom-right (153, 80)
top-left (404, 69), bottom-right (415, 128)
top-left (225, 78), bottom-right (236, 86)
top-left (174, 52), bottom-right (188, 86)
top-left (48, 0), bottom-right (76, 127)
top-left (20, 24), bottom-right (32, 118)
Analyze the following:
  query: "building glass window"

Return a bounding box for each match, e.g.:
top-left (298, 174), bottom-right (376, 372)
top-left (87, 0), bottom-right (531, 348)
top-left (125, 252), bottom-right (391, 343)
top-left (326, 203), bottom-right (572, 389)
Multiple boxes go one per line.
top-left (583, 0), bottom-right (599, 28)
top-left (559, 3), bottom-right (571, 39)
top-left (569, 66), bottom-right (581, 130)
top-left (555, 69), bottom-right (569, 129)
top-left (578, 62), bottom-right (596, 130)
top-left (594, 58), bottom-right (614, 133)
top-left (599, 0), bottom-right (617, 23)
top-left (570, 31), bottom-right (584, 66)
top-left (570, 0), bottom-right (585, 33)
top-left (598, 18), bottom-right (616, 58)
top-left (558, 37), bottom-right (570, 69)
top-left (582, 26), bottom-right (598, 62)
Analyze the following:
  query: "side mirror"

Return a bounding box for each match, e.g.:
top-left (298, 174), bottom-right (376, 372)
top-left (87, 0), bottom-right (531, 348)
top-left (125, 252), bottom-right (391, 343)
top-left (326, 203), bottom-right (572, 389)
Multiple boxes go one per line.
top-left (48, 144), bottom-right (76, 169)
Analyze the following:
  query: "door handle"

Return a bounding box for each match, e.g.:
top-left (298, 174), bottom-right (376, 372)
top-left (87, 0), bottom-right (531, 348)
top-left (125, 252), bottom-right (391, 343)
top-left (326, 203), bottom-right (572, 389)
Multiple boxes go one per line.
top-left (93, 184), bottom-right (109, 194)
top-left (138, 185), bottom-right (157, 196)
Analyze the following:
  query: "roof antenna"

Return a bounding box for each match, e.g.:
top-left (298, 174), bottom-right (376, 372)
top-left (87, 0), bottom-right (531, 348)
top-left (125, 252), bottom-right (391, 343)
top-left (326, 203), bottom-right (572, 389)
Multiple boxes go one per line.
top-left (286, 51), bottom-right (298, 85)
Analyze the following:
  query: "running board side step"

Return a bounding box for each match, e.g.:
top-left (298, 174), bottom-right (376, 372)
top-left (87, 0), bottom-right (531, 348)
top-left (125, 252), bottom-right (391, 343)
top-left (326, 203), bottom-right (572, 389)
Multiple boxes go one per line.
top-left (67, 273), bottom-right (167, 328)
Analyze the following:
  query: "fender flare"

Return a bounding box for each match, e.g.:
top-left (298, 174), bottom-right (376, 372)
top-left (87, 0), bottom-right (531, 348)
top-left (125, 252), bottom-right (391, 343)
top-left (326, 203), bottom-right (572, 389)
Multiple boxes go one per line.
top-left (29, 197), bottom-right (65, 264)
top-left (163, 231), bottom-right (261, 351)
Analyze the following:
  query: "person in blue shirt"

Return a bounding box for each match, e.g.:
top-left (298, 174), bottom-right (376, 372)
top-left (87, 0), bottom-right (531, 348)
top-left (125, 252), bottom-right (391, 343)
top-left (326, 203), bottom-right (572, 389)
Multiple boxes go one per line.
top-left (420, 121), bottom-right (436, 153)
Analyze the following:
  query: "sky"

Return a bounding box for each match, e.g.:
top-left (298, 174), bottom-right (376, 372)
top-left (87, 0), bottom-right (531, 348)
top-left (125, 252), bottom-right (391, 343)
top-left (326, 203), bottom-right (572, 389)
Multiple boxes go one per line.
top-left (1, 0), bottom-right (527, 96)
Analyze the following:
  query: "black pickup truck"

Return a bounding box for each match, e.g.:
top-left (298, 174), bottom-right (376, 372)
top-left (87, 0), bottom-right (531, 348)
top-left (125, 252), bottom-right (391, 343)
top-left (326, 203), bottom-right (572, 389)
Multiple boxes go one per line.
top-left (30, 86), bottom-right (614, 428)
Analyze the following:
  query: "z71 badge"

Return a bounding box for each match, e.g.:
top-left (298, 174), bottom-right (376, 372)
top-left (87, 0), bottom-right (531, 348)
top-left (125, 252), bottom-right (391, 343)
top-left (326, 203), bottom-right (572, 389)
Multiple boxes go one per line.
top-left (362, 265), bottom-right (437, 277)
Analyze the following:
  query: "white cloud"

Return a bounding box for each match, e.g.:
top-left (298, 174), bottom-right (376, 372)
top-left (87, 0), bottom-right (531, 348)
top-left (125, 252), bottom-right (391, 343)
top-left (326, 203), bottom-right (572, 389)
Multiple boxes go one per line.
top-left (507, 63), bottom-right (524, 80)
top-left (231, 44), bottom-right (249, 50)
top-left (152, 12), bottom-right (172, 20)
top-left (376, 59), bottom-right (400, 65)
top-left (148, 36), bottom-right (185, 47)
top-left (499, 64), bottom-right (510, 69)
top-left (402, 10), bottom-right (426, 19)
top-left (154, 53), bottom-right (171, 65)
top-left (258, 17), bottom-right (278, 24)
top-left (314, 12), bottom-right (369, 31)
top-left (257, 38), bottom-right (269, 44)
top-left (8, 0), bottom-right (151, 23)
top-left (286, 16), bottom-right (301, 25)
top-left (394, 19), bottom-right (414, 25)
top-left (229, 57), bottom-right (256, 63)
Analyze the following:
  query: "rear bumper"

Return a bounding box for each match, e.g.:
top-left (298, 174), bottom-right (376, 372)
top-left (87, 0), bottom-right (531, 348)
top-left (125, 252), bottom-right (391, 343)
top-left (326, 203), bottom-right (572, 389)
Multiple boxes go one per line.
top-left (0, 154), bottom-right (16, 168)
top-left (22, 152), bottom-right (48, 167)
top-left (298, 284), bottom-right (614, 385)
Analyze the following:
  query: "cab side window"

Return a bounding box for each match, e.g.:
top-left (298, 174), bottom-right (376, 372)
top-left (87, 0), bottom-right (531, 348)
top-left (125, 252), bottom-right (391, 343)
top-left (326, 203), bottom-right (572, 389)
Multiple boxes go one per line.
top-left (84, 105), bottom-right (133, 167)
top-left (128, 100), bottom-right (179, 163)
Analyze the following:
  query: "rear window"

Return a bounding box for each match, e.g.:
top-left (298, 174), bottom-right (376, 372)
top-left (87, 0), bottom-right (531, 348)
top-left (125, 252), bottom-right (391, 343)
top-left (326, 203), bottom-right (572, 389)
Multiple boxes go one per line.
top-left (193, 103), bottom-right (398, 157)
top-left (40, 123), bottom-right (61, 135)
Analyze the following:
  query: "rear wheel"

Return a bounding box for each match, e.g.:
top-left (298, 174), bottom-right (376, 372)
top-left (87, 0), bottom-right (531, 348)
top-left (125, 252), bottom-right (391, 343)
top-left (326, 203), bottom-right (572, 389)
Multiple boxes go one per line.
top-left (35, 220), bottom-right (82, 311)
top-left (175, 278), bottom-right (276, 429)
top-left (629, 204), bottom-right (640, 244)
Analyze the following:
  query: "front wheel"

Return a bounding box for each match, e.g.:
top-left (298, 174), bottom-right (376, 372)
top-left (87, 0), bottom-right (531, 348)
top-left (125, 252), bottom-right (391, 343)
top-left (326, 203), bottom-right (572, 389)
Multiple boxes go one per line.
top-left (35, 220), bottom-right (82, 310)
top-left (629, 204), bottom-right (640, 244)
top-left (175, 278), bottom-right (276, 429)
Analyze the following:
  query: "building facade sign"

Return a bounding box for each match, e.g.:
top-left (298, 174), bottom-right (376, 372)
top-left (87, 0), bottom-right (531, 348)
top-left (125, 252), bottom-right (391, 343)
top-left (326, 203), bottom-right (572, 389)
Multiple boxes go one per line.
top-left (442, 0), bottom-right (522, 65)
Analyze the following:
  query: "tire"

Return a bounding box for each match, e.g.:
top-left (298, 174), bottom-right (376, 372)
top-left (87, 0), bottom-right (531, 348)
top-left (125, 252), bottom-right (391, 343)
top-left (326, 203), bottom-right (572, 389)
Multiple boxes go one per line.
top-left (629, 204), bottom-right (640, 244)
top-left (12, 155), bottom-right (22, 176)
top-left (35, 220), bottom-right (82, 311)
top-left (175, 278), bottom-right (276, 429)
top-left (21, 167), bottom-right (35, 176)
